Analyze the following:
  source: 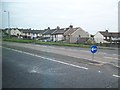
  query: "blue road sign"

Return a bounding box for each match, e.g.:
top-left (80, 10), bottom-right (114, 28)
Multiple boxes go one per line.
top-left (91, 45), bottom-right (97, 54)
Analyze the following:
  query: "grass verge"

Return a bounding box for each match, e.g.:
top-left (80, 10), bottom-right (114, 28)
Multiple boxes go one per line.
top-left (3, 38), bottom-right (35, 43)
top-left (3, 38), bottom-right (90, 48)
top-left (36, 41), bottom-right (90, 48)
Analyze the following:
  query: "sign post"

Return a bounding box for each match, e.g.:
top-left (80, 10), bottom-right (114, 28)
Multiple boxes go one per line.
top-left (92, 53), bottom-right (94, 60)
top-left (91, 45), bottom-right (97, 60)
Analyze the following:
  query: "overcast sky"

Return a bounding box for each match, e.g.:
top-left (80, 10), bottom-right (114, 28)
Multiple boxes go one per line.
top-left (1, 0), bottom-right (119, 34)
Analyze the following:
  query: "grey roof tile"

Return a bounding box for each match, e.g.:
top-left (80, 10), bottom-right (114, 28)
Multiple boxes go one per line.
top-left (43, 29), bottom-right (57, 35)
top-left (99, 31), bottom-right (120, 38)
top-left (52, 28), bottom-right (68, 34)
top-left (64, 28), bottom-right (78, 35)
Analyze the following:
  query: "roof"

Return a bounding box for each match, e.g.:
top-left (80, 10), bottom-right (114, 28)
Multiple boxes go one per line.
top-left (31, 30), bottom-right (45, 34)
top-left (110, 32), bottom-right (120, 38)
top-left (22, 30), bottom-right (44, 34)
top-left (99, 31), bottom-right (120, 37)
top-left (52, 28), bottom-right (68, 35)
top-left (43, 29), bottom-right (57, 35)
top-left (64, 28), bottom-right (78, 35)
top-left (99, 31), bottom-right (111, 37)
top-left (22, 29), bottom-right (31, 33)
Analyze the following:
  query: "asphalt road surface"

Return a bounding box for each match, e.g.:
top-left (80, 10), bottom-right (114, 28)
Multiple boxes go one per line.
top-left (2, 42), bottom-right (119, 67)
top-left (2, 43), bottom-right (119, 88)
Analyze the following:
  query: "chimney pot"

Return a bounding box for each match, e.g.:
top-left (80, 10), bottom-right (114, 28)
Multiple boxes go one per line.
top-left (69, 25), bottom-right (73, 28)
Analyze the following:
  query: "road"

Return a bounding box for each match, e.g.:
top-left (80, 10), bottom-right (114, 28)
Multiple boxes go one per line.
top-left (2, 42), bottom-right (119, 88)
top-left (2, 42), bottom-right (119, 67)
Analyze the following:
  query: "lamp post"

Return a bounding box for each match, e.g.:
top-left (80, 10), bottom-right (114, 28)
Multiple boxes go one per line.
top-left (4, 10), bottom-right (10, 38)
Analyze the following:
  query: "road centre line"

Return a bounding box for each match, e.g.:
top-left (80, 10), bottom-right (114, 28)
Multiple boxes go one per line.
top-left (3, 47), bottom-right (88, 70)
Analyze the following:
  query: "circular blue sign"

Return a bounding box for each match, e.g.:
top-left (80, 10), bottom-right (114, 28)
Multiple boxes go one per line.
top-left (91, 45), bottom-right (97, 53)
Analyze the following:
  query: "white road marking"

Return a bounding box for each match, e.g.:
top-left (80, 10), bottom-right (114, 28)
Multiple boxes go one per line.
top-left (30, 70), bottom-right (37, 73)
top-left (112, 54), bottom-right (118, 56)
top-left (3, 47), bottom-right (88, 70)
top-left (1, 45), bottom-right (117, 66)
top-left (98, 71), bottom-right (101, 73)
top-left (113, 74), bottom-right (120, 78)
top-left (104, 56), bottom-right (118, 60)
top-left (98, 52), bottom-right (110, 55)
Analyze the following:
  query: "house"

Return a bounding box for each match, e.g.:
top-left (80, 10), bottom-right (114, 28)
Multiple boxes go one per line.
top-left (51, 26), bottom-right (68, 42)
top-left (64, 25), bottom-right (90, 43)
top-left (20, 29), bottom-right (31, 38)
top-left (42, 27), bottom-right (57, 41)
top-left (10, 28), bottom-right (21, 36)
top-left (3, 28), bottom-right (21, 37)
top-left (30, 30), bottom-right (44, 39)
top-left (21, 29), bottom-right (44, 39)
top-left (3, 28), bottom-right (50, 39)
top-left (2, 25), bottom-right (91, 43)
top-left (94, 30), bottom-right (120, 43)
top-left (110, 33), bottom-right (120, 43)
top-left (3, 28), bottom-right (44, 39)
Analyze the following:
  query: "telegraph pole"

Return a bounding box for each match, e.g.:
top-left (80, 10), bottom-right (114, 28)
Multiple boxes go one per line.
top-left (4, 10), bottom-right (10, 38)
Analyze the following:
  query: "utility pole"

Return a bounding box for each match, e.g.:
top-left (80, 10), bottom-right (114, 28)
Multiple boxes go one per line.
top-left (4, 10), bottom-right (10, 38)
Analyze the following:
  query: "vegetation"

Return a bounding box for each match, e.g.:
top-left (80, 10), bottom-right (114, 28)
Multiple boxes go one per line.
top-left (3, 38), bottom-right (90, 48)
top-left (36, 41), bottom-right (90, 48)
top-left (3, 38), bottom-right (35, 43)
top-left (3, 38), bottom-right (117, 49)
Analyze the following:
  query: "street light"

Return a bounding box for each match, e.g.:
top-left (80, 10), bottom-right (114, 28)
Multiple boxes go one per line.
top-left (4, 10), bottom-right (10, 37)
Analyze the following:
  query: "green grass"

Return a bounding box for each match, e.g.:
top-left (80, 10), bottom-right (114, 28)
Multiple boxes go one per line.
top-left (3, 38), bottom-right (90, 48)
top-left (35, 41), bottom-right (90, 48)
top-left (3, 38), bottom-right (35, 43)
top-left (3, 38), bottom-right (118, 49)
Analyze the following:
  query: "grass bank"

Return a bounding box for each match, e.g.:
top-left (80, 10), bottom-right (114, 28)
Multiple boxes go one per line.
top-left (3, 38), bottom-right (90, 48)
top-left (36, 41), bottom-right (90, 48)
top-left (3, 38), bottom-right (35, 43)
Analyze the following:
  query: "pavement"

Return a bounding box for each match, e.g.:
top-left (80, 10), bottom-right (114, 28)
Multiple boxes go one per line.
top-left (2, 47), bottom-right (119, 88)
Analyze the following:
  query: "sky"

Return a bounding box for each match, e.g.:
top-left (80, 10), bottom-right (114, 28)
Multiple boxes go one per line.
top-left (1, 0), bottom-right (119, 34)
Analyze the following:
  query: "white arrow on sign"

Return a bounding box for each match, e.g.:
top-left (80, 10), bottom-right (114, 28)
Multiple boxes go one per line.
top-left (91, 48), bottom-right (97, 51)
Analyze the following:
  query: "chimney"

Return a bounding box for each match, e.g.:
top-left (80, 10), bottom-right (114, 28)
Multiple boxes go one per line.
top-left (48, 27), bottom-right (50, 30)
top-left (56, 26), bottom-right (60, 30)
top-left (105, 27), bottom-right (109, 33)
top-left (106, 30), bottom-right (108, 33)
top-left (69, 25), bottom-right (73, 28)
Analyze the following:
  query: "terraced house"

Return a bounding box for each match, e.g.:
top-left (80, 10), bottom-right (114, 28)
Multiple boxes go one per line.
top-left (20, 29), bottom-right (44, 39)
top-left (2, 25), bottom-right (91, 43)
top-left (94, 30), bottom-right (120, 44)
top-left (52, 27), bottom-right (68, 42)
top-left (3, 28), bottom-right (44, 39)
top-left (64, 25), bottom-right (90, 43)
